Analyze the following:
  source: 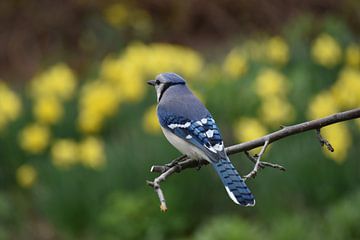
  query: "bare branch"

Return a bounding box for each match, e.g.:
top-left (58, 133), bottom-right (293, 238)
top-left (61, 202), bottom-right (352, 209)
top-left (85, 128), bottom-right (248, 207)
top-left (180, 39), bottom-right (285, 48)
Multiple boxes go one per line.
top-left (225, 108), bottom-right (360, 155)
top-left (148, 108), bottom-right (360, 211)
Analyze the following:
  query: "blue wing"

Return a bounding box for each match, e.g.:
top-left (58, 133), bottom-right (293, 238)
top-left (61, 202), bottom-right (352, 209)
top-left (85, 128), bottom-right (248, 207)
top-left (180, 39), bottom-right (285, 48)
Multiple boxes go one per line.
top-left (161, 115), bottom-right (226, 162)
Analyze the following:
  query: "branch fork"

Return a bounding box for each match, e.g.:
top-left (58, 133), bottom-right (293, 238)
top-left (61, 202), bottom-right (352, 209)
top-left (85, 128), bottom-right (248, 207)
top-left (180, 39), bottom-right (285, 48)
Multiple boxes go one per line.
top-left (147, 108), bottom-right (360, 211)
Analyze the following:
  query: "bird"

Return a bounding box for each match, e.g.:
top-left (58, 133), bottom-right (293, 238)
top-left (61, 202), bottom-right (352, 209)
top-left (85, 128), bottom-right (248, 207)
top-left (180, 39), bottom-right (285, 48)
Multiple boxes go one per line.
top-left (147, 72), bottom-right (255, 206)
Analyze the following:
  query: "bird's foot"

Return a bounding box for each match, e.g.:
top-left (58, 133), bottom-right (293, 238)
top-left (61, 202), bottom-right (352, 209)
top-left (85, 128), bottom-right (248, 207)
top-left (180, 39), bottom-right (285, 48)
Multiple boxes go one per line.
top-left (165, 155), bottom-right (187, 169)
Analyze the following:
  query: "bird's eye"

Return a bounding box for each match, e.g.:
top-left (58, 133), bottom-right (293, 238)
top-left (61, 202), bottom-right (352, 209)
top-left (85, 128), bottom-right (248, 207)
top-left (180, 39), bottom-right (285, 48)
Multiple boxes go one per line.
top-left (155, 79), bottom-right (160, 85)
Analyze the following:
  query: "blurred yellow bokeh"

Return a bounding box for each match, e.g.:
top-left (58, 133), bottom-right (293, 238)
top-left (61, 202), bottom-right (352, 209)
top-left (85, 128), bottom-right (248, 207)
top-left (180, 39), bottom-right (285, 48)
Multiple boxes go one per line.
top-left (19, 124), bottom-right (50, 154)
top-left (143, 104), bottom-right (161, 134)
top-left (266, 36), bottom-right (289, 66)
top-left (234, 117), bottom-right (268, 153)
top-left (30, 63), bottom-right (77, 101)
top-left (222, 48), bottom-right (248, 78)
top-left (308, 91), bottom-right (339, 119)
top-left (331, 68), bottom-right (360, 109)
top-left (118, 73), bottom-right (145, 102)
top-left (80, 81), bottom-right (120, 118)
top-left (78, 81), bottom-right (120, 133)
top-left (16, 164), bottom-right (37, 188)
top-left (101, 57), bottom-right (145, 102)
top-left (234, 117), bottom-right (268, 143)
top-left (51, 139), bottom-right (78, 169)
top-left (146, 43), bottom-right (204, 79)
top-left (33, 96), bottom-right (64, 125)
top-left (78, 137), bottom-right (106, 169)
top-left (259, 97), bottom-right (295, 127)
top-left (311, 33), bottom-right (342, 68)
top-left (0, 82), bottom-right (22, 130)
top-left (255, 68), bottom-right (288, 98)
top-left (78, 111), bottom-right (103, 134)
top-left (345, 44), bottom-right (360, 68)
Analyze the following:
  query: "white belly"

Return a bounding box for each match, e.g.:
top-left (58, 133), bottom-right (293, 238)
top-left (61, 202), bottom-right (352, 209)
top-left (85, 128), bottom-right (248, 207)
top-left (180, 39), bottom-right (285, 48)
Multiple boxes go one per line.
top-left (161, 127), bottom-right (210, 162)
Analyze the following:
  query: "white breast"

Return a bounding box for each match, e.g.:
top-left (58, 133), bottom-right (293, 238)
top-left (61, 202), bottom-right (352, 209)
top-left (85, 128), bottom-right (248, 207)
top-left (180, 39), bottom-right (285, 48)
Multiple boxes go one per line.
top-left (161, 127), bottom-right (211, 162)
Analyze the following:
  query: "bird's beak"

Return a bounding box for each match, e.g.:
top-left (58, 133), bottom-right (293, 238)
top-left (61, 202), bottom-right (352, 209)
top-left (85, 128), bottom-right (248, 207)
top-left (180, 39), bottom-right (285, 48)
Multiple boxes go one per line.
top-left (147, 80), bottom-right (156, 86)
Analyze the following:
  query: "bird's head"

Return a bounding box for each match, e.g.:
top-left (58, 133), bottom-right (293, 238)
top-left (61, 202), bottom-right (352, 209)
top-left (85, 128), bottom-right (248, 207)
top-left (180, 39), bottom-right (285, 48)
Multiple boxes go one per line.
top-left (147, 72), bottom-right (186, 102)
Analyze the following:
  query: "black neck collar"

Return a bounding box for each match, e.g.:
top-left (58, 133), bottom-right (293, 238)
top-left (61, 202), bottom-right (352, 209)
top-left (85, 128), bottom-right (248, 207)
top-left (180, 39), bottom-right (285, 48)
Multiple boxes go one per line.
top-left (158, 82), bottom-right (185, 102)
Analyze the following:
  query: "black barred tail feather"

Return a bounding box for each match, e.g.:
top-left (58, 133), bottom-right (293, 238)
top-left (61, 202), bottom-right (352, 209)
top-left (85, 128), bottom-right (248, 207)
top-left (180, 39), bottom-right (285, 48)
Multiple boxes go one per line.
top-left (212, 158), bottom-right (255, 206)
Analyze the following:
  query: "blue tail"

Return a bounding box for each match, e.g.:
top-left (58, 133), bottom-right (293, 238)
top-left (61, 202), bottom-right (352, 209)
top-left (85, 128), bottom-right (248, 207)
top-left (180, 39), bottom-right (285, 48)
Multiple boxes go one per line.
top-left (212, 158), bottom-right (255, 206)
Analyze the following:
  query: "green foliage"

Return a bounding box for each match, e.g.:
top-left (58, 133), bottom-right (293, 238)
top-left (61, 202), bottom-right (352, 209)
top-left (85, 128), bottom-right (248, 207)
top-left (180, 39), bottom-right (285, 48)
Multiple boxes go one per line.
top-left (193, 216), bottom-right (264, 240)
top-left (325, 190), bottom-right (360, 240)
top-left (97, 192), bottom-right (154, 240)
top-left (269, 214), bottom-right (321, 240)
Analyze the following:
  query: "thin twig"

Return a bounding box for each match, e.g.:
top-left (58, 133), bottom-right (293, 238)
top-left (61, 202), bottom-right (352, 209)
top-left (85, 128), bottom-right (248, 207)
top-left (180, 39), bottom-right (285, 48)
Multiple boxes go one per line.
top-left (243, 139), bottom-right (269, 180)
top-left (244, 151), bottom-right (286, 171)
top-left (146, 180), bottom-right (167, 211)
top-left (148, 108), bottom-right (360, 211)
top-left (316, 129), bottom-right (334, 152)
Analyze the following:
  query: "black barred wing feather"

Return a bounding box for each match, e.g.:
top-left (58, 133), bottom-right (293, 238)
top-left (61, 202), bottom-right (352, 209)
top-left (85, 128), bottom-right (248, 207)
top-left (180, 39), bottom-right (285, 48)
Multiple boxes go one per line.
top-left (165, 116), bottom-right (226, 162)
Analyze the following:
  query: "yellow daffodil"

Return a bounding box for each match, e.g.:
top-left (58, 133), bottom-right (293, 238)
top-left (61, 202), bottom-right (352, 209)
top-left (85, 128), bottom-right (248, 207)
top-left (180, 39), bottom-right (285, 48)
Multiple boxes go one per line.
top-left (51, 139), bottom-right (78, 169)
top-left (78, 81), bottom-right (120, 134)
top-left (311, 33), bottom-right (342, 68)
top-left (266, 36), bottom-right (289, 66)
top-left (259, 97), bottom-right (295, 127)
top-left (101, 57), bottom-right (146, 102)
top-left (0, 82), bottom-right (22, 130)
top-left (255, 68), bottom-right (288, 98)
top-left (143, 105), bottom-right (160, 134)
top-left (145, 43), bottom-right (204, 79)
top-left (234, 117), bottom-right (268, 143)
top-left (120, 42), bottom-right (150, 70)
top-left (345, 44), bottom-right (360, 69)
top-left (331, 68), bottom-right (360, 109)
top-left (321, 123), bottom-right (351, 163)
top-left (100, 56), bottom-right (124, 83)
top-left (222, 48), bottom-right (248, 78)
top-left (78, 137), bottom-right (106, 169)
top-left (30, 63), bottom-right (77, 100)
top-left (234, 117), bottom-right (269, 154)
top-left (77, 111), bottom-right (104, 134)
top-left (19, 124), bottom-right (50, 154)
top-left (115, 69), bottom-right (145, 102)
top-left (80, 81), bottom-right (120, 117)
top-left (33, 96), bottom-right (63, 124)
top-left (16, 164), bottom-right (37, 188)
top-left (307, 91), bottom-right (338, 120)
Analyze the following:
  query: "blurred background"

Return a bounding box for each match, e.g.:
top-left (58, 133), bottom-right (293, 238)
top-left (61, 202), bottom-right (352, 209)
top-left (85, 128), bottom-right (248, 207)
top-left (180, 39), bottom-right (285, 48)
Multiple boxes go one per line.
top-left (0, 0), bottom-right (360, 239)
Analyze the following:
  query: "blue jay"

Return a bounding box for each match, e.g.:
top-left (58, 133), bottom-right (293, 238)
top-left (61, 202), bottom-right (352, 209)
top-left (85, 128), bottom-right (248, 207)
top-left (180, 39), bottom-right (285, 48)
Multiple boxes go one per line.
top-left (147, 73), bottom-right (255, 206)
